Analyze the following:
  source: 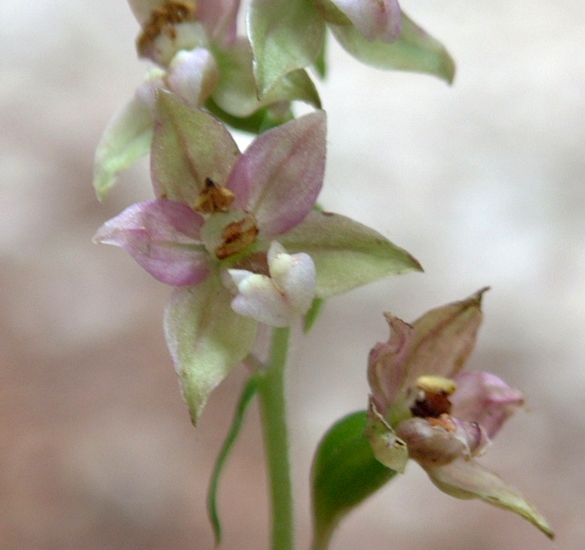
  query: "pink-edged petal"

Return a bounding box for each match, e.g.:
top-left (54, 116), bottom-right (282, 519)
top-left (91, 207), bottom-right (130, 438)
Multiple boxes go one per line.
top-left (93, 200), bottom-right (211, 286)
top-left (403, 288), bottom-right (488, 388)
top-left (451, 371), bottom-right (525, 439)
top-left (197, 0), bottom-right (241, 46)
top-left (426, 459), bottom-right (554, 539)
top-left (367, 313), bottom-right (414, 416)
top-left (167, 47), bottom-right (219, 107)
top-left (331, 0), bottom-right (401, 43)
top-left (226, 111), bottom-right (326, 237)
top-left (152, 91), bottom-right (241, 204)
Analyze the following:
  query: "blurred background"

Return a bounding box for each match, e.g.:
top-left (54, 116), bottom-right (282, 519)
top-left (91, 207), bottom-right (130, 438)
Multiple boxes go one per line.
top-left (1, 0), bottom-right (583, 548)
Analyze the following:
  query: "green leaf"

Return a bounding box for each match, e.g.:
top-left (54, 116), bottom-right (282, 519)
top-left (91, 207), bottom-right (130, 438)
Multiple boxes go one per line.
top-left (303, 297), bottom-right (325, 333)
top-left (93, 97), bottom-right (154, 200)
top-left (212, 38), bottom-right (321, 118)
top-left (248, 0), bottom-right (326, 96)
top-left (152, 91), bottom-right (241, 205)
top-left (208, 374), bottom-right (260, 545)
top-left (311, 411), bottom-right (398, 550)
top-left (330, 12), bottom-right (456, 84)
top-left (279, 211), bottom-right (423, 299)
top-left (163, 274), bottom-right (258, 424)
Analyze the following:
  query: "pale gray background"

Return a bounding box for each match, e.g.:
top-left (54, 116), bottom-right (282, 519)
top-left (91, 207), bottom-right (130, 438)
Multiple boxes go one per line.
top-left (1, 0), bottom-right (583, 548)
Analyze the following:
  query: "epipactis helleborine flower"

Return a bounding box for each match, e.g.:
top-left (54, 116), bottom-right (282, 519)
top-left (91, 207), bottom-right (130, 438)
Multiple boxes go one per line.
top-left (93, 0), bottom-right (321, 199)
top-left (247, 0), bottom-right (454, 100)
top-left (366, 289), bottom-right (554, 538)
top-left (94, 91), bottom-right (421, 423)
top-left (95, 102), bottom-right (326, 326)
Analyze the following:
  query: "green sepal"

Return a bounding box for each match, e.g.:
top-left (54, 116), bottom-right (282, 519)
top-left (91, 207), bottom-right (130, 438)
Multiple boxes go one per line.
top-left (152, 91), bottom-right (241, 204)
top-left (279, 211), bottom-right (423, 299)
top-left (330, 12), bottom-right (455, 84)
top-left (208, 373), bottom-right (260, 545)
top-left (163, 274), bottom-right (258, 424)
top-left (212, 38), bottom-right (321, 118)
top-left (248, 0), bottom-right (326, 97)
top-left (93, 97), bottom-right (154, 200)
top-left (311, 411), bottom-right (398, 550)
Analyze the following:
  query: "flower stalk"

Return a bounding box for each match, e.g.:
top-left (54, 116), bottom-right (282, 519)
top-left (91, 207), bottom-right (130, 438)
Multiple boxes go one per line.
top-left (257, 327), bottom-right (294, 550)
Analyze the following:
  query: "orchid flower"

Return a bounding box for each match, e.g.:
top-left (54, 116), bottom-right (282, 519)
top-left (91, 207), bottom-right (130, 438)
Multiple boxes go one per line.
top-left (247, 0), bottom-right (455, 99)
top-left (94, 91), bottom-right (421, 423)
top-left (366, 289), bottom-right (554, 538)
top-left (93, 0), bottom-right (320, 199)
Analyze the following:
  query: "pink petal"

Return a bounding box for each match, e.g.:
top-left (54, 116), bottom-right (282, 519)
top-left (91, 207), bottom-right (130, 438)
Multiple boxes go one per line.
top-left (367, 314), bottom-right (414, 415)
top-left (426, 459), bottom-right (554, 539)
top-left (93, 200), bottom-right (211, 286)
top-left (451, 371), bottom-right (525, 439)
top-left (227, 111), bottom-right (326, 237)
top-left (331, 0), bottom-right (402, 43)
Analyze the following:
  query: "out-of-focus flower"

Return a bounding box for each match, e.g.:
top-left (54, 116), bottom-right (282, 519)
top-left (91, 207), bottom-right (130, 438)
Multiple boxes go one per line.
top-left (93, 0), bottom-right (320, 199)
top-left (366, 289), bottom-right (554, 538)
top-left (247, 0), bottom-right (455, 99)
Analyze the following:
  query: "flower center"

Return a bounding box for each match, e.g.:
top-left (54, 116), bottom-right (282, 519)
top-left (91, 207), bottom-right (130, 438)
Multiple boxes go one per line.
top-left (410, 375), bottom-right (457, 419)
top-left (216, 215), bottom-right (259, 259)
top-left (201, 209), bottom-right (260, 260)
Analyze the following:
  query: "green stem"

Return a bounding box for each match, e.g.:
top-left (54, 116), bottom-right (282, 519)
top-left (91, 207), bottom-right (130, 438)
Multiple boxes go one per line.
top-left (257, 327), bottom-right (294, 550)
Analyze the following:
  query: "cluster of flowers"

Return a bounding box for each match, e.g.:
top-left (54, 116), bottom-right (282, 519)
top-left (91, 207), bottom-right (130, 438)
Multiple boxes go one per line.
top-left (93, 0), bottom-right (552, 540)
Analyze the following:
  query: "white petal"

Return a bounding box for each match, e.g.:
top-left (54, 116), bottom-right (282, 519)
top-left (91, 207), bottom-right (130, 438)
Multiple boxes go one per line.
top-left (267, 241), bottom-right (316, 315)
top-left (228, 270), bottom-right (292, 327)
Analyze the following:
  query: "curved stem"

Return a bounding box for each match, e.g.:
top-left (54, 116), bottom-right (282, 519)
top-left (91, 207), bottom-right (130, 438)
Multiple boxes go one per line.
top-left (257, 327), bottom-right (294, 550)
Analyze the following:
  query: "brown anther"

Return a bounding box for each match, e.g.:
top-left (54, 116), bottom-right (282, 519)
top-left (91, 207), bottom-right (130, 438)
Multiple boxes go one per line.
top-left (137, 1), bottom-right (197, 54)
top-left (410, 389), bottom-right (453, 419)
top-left (215, 214), bottom-right (259, 259)
top-left (194, 178), bottom-right (236, 214)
